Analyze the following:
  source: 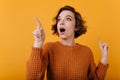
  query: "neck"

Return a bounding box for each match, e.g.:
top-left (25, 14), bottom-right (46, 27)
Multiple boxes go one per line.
top-left (60, 37), bottom-right (75, 46)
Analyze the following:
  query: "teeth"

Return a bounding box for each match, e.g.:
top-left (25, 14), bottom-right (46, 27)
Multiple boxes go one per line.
top-left (60, 28), bottom-right (65, 32)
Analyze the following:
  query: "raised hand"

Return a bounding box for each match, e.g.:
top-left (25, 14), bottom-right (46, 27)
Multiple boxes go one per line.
top-left (32, 16), bottom-right (45, 48)
top-left (98, 39), bottom-right (108, 65)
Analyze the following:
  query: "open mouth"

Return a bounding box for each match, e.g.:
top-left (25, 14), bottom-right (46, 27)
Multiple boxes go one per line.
top-left (60, 28), bottom-right (65, 32)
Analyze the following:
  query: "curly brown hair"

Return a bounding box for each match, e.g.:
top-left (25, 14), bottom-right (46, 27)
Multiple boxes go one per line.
top-left (51, 5), bottom-right (87, 38)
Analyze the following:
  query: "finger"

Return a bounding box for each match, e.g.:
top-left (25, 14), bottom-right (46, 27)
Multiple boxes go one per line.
top-left (103, 43), bottom-right (109, 50)
top-left (32, 29), bottom-right (40, 35)
top-left (34, 16), bottom-right (41, 27)
top-left (32, 30), bottom-right (41, 38)
top-left (32, 29), bottom-right (37, 35)
top-left (106, 45), bottom-right (108, 50)
top-left (98, 38), bottom-right (102, 46)
top-left (37, 26), bottom-right (43, 31)
top-left (32, 29), bottom-right (38, 37)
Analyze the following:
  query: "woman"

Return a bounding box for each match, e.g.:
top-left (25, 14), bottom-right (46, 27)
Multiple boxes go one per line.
top-left (26, 6), bottom-right (109, 80)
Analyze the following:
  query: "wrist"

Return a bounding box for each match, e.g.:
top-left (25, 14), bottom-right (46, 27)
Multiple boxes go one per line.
top-left (101, 57), bottom-right (108, 65)
top-left (33, 41), bottom-right (43, 48)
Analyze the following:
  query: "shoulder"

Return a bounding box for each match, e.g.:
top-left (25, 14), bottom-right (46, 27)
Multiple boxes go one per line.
top-left (43, 41), bottom-right (58, 49)
top-left (77, 43), bottom-right (93, 55)
top-left (77, 44), bottom-right (94, 59)
top-left (44, 41), bottom-right (57, 46)
top-left (77, 43), bottom-right (92, 51)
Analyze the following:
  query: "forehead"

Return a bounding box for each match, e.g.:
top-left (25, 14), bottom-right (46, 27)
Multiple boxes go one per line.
top-left (58, 10), bottom-right (74, 17)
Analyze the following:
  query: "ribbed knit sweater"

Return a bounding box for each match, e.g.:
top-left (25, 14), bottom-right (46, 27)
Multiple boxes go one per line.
top-left (26, 41), bottom-right (109, 80)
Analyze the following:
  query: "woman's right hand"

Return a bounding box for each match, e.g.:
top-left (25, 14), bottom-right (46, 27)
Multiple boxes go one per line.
top-left (32, 16), bottom-right (45, 48)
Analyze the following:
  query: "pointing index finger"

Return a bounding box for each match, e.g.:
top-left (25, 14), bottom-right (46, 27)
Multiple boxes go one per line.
top-left (98, 38), bottom-right (102, 45)
top-left (34, 16), bottom-right (41, 27)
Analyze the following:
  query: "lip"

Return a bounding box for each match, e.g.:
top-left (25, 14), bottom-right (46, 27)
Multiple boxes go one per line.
top-left (60, 28), bottom-right (65, 32)
top-left (59, 27), bottom-right (65, 35)
top-left (60, 31), bottom-right (65, 35)
top-left (59, 30), bottom-right (65, 35)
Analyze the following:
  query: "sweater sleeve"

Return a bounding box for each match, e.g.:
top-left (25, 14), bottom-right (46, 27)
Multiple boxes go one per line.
top-left (26, 44), bottom-right (49, 80)
top-left (88, 49), bottom-right (109, 80)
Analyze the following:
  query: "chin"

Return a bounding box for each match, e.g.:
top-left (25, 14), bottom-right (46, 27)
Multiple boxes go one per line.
top-left (59, 35), bottom-right (68, 39)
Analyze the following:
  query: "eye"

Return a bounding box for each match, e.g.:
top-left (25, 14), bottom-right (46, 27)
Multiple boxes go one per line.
top-left (57, 18), bottom-right (61, 22)
top-left (66, 17), bottom-right (71, 21)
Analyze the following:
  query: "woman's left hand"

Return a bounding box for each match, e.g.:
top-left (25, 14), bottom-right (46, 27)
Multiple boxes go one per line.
top-left (98, 39), bottom-right (109, 65)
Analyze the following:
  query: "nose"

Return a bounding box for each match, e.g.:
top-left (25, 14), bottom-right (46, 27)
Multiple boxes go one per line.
top-left (59, 19), bottom-right (65, 25)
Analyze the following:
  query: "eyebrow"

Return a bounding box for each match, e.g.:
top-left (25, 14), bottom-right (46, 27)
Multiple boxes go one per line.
top-left (58, 15), bottom-right (73, 19)
top-left (66, 15), bottom-right (73, 18)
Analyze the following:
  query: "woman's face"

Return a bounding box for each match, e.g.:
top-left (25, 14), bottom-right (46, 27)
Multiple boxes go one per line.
top-left (57, 10), bottom-right (76, 40)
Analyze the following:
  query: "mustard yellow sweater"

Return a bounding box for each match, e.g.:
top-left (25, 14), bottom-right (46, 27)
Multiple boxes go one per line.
top-left (26, 41), bottom-right (109, 80)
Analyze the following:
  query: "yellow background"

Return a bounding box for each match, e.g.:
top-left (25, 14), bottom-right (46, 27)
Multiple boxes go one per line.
top-left (0, 0), bottom-right (120, 80)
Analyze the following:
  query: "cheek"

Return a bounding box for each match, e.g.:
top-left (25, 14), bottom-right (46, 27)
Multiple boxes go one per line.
top-left (57, 24), bottom-right (61, 34)
top-left (67, 23), bottom-right (75, 31)
top-left (57, 24), bottom-right (59, 31)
